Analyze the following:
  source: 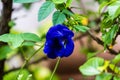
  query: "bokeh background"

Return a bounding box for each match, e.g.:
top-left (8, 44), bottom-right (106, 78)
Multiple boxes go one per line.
top-left (1, 0), bottom-right (120, 80)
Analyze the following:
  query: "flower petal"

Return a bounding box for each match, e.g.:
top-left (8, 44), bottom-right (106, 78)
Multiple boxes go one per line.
top-left (43, 24), bottom-right (74, 59)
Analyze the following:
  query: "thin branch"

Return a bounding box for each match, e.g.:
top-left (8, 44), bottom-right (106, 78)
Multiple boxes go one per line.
top-left (87, 31), bottom-right (104, 45)
top-left (73, 26), bottom-right (100, 41)
top-left (4, 56), bottom-right (48, 75)
top-left (87, 30), bottom-right (118, 55)
top-left (29, 56), bottom-right (48, 64)
top-left (73, 32), bottom-right (88, 41)
top-left (73, 26), bottom-right (118, 55)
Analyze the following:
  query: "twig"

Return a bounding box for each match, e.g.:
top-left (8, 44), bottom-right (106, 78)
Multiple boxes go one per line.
top-left (16, 44), bottom-right (44, 79)
top-left (73, 26), bottom-right (100, 41)
top-left (50, 57), bottom-right (61, 80)
top-left (87, 31), bottom-right (104, 45)
top-left (73, 24), bottom-right (118, 55)
top-left (73, 32), bottom-right (88, 41)
top-left (29, 56), bottom-right (47, 64)
top-left (88, 30), bottom-right (118, 55)
top-left (4, 56), bottom-right (48, 75)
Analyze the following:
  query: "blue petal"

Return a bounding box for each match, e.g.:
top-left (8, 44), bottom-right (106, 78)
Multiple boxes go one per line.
top-left (46, 24), bottom-right (70, 39)
top-left (44, 39), bottom-right (63, 59)
top-left (62, 28), bottom-right (74, 37)
top-left (64, 38), bottom-right (74, 57)
top-left (43, 24), bottom-right (74, 59)
top-left (47, 51), bottom-right (57, 59)
top-left (43, 40), bottom-right (52, 54)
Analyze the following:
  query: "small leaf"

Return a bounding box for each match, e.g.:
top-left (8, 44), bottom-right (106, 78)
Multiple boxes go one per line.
top-left (0, 34), bottom-right (11, 42)
top-left (108, 6), bottom-right (119, 19)
top-left (98, 0), bottom-right (116, 14)
top-left (113, 76), bottom-right (120, 80)
top-left (112, 54), bottom-right (120, 64)
top-left (38, 1), bottom-right (55, 21)
top-left (79, 57), bottom-right (104, 76)
top-left (0, 46), bottom-right (13, 60)
top-left (99, 1), bottom-right (108, 14)
top-left (0, 34), bottom-right (24, 49)
top-left (87, 52), bottom-right (97, 59)
top-left (66, 0), bottom-right (73, 7)
top-left (0, 33), bottom-right (40, 48)
top-left (95, 73), bottom-right (112, 80)
top-left (107, 1), bottom-right (120, 19)
top-left (52, 0), bottom-right (66, 4)
top-left (62, 9), bottom-right (73, 16)
top-left (109, 64), bottom-right (120, 74)
top-left (52, 11), bottom-right (66, 25)
top-left (103, 25), bottom-right (119, 46)
top-left (97, 60), bottom-right (110, 72)
top-left (101, 17), bottom-right (113, 30)
top-left (22, 3), bottom-right (32, 10)
top-left (8, 20), bottom-right (16, 28)
top-left (4, 69), bottom-right (30, 80)
top-left (13, 0), bottom-right (39, 3)
top-left (22, 42), bottom-right (35, 46)
top-left (21, 33), bottom-right (40, 42)
top-left (74, 25), bottom-right (89, 33)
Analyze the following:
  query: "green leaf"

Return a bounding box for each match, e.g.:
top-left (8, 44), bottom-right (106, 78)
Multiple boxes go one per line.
top-left (95, 73), bottom-right (112, 80)
top-left (114, 76), bottom-right (120, 80)
top-left (79, 57), bottom-right (104, 76)
top-left (8, 20), bottom-right (16, 28)
top-left (22, 3), bottom-right (32, 10)
top-left (21, 33), bottom-right (40, 42)
top-left (98, 0), bottom-right (116, 14)
top-left (108, 6), bottom-right (119, 19)
top-left (87, 52), bottom-right (97, 59)
top-left (112, 54), bottom-right (120, 64)
top-left (0, 34), bottom-right (24, 49)
top-left (107, 1), bottom-right (120, 19)
top-left (62, 9), bottom-right (73, 16)
top-left (74, 25), bottom-right (89, 33)
top-left (52, 0), bottom-right (66, 4)
top-left (97, 0), bottom-right (110, 4)
top-left (38, 1), bottom-right (55, 21)
top-left (0, 33), bottom-right (40, 48)
top-left (0, 46), bottom-right (13, 60)
top-left (4, 69), bottom-right (30, 80)
top-left (98, 1), bottom-right (108, 14)
top-left (52, 11), bottom-right (66, 25)
top-left (99, 1), bottom-right (108, 14)
top-left (102, 25), bottom-right (119, 46)
top-left (13, 0), bottom-right (39, 3)
top-left (10, 34), bottom-right (24, 49)
top-left (22, 42), bottom-right (35, 46)
top-left (101, 17), bottom-right (113, 30)
top-left (66, 0), bottom-right (73, 7)
top-left (109, 64), bottom-right (120, 74)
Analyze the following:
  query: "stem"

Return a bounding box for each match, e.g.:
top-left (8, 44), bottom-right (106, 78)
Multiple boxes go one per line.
top-left (4, 56), bottom-right (47, 75)
top-left (50, 57), bottom-right (61, 80)
top-left (16, 60), bottom-right (28, 80)
top-left (16, 44), bottom-right (44, 80)
top-left (27, 44), bottom-right (44, 61)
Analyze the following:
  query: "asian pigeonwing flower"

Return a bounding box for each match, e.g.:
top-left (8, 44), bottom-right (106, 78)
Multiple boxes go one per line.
top-left (43, 24), bottom-right (74, 59)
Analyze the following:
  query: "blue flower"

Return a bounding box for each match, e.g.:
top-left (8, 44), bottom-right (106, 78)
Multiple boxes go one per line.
top-left (43, 24), bottom-right (74, 59)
